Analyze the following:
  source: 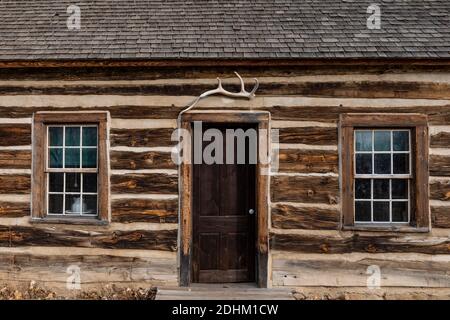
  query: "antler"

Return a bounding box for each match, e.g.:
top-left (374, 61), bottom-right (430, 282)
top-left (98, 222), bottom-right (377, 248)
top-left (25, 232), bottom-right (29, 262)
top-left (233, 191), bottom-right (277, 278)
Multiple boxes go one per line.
top-left (200, 72), bottom-right (259, 100)
top-left (179, 72), bottom-right (259, 115)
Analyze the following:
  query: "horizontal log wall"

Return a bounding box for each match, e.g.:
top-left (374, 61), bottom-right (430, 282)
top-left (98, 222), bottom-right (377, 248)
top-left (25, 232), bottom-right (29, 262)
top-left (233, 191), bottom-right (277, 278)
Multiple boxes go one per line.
top-left (0, 65), bottom-right (448, 290)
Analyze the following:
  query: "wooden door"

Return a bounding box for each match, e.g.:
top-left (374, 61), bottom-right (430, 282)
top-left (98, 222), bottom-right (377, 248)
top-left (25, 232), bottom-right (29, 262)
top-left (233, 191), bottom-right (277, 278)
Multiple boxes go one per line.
top-left (193, 123), bottom-right (256, 283)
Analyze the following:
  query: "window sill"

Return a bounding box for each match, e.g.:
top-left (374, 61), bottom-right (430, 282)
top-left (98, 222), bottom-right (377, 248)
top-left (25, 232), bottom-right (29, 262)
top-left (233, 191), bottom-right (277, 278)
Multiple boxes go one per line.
top-left (343, 224), bottom-right (430, 233)
top-left (30, 217), bottom-right (108, 226)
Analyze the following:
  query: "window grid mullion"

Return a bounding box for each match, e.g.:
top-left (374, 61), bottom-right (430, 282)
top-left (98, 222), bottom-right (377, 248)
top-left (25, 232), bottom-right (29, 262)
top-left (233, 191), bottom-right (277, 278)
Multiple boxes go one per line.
top-left (354, 129), bottom-right (410, 224)
top-left (46, 124), bottom-right (98, 217)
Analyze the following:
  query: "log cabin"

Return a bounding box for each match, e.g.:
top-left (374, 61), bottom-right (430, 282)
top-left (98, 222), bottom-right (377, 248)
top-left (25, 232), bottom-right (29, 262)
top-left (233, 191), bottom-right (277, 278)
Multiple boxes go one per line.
top-left (0, 0), bottom-right (449, 299)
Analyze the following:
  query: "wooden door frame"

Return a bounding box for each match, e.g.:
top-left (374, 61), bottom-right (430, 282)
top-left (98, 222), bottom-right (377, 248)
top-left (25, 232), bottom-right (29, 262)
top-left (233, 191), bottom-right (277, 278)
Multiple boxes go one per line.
top-left (179, 111), bottom-right (270, 288)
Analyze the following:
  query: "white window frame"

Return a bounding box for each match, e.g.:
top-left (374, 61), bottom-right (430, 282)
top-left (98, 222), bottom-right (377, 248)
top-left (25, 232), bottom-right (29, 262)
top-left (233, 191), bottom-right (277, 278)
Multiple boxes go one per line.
top-left (354, 129), bottom-right (411, 224)
top-left (46, 124), bottom-right (99, 217)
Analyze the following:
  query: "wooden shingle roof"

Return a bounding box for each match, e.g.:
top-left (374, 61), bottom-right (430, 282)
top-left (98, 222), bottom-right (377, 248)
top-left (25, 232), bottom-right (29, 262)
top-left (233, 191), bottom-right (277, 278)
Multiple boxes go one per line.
top-left (0, 0), bottom-right (448, 60)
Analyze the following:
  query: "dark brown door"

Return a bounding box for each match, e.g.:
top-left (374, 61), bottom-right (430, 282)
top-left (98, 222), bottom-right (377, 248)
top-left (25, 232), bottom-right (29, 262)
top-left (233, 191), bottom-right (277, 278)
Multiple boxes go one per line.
top-left (193, 123), bottom-right (256, 283)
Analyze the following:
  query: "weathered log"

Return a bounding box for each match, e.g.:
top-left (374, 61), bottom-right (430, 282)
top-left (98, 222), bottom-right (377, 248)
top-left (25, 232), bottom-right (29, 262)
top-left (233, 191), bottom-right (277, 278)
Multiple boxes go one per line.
top-left (271, 175), bottom-right (339, 204)
top-left (0, 201), bottom-right (29, 217)
top-left (0, 106), bottom-right (182, 119)
top-left (271, 203), bottom-right (339, 230)
top-left (0, 225), bottom-right (177, 251)
top-left (430, 155), bottom-right (450, 176)
top-left (278, 127), bottom-right (337, 145)
top-left (270, 232), bottom-right (450, 254)
top-left (431, 206), bottom-right (450, 228)
top-left (0, 80), bottom-right (447, 98)
top-left (0, 124), bottom-right (30, 146)
top-left (430, 180), bottom-right (450, 201)
top-left (110, 128), bottom-right (175, 148)
top-left (267, 105), bottom-right (450, 125)
top-left (272, 254), bottom-right (450, 287)
top-left (111, 151), bottom-right (176, 170)
top-left (430, 132), bottom-right (450, 148)
top-left (277, 149), bottom-right (338, 173)
top-left (0, 65), bottom-right (448, 81)
top-left (112, 198), bottom-right (178, 223)
top-left (0, 251), bottom-right (177, 287)
top-left (0, 150), bottom-right (31, 169)
top-left (111, 173), bottom-right (178, 194)
top-left (0, 174), bottom-right (30, 193)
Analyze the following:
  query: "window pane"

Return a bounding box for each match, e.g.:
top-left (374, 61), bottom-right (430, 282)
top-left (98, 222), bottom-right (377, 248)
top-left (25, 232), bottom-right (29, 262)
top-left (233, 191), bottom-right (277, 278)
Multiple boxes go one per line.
top-left (355, 201), bottom-right (371, 222)
top-left (83, 195), bottom-right (97, 215)
top-left (49, 127), bottom-right (63, 146)
top-left (373, 179), bottom-right (389, 199)
top-left (48, 194), bottom-right (63, 214)
top-left (82, 127), bottom-right (97, 146)
top-left (393, 131), bottom-right (409, 151)
top-left (356, 154), bottom-right (372, 174)
top-left (82, 148), bottom-right (97, 168)
top-left (65, 148), bottom-right (80, 168)
top-left (355, 179), bottom-right (371, 199)
top-left (355, 131), bottom-right (372, 151)
top-left (374, 153), bottom-right (391, 174)
top-left (83, 173), bottom-right (97, 193)
top-left (393, 154), bottom-right (409, 174)
top-left (65, 127), bottom-right (80, 146)
top-left (49, 173), bottom-right (64, 192)
top-left (49, 148), bottom-right (63, 168)
top-left (392, 202), bottom-right (408, 222)
top-left (65, 194), bottom-right (81, 214)
top-left (392, 179), bottom-right (408, 199)
top-left (66, 173), bottom-right (81, 192)
top-left (373, 201), bottom-right (390, 221)
top-left (374, 131), bottom-right (391, 151)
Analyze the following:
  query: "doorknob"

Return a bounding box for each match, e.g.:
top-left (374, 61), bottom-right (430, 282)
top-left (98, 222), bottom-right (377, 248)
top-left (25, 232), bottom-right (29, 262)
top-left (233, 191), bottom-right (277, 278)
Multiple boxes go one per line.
top-left (248, 209), bottom-right (255, 215)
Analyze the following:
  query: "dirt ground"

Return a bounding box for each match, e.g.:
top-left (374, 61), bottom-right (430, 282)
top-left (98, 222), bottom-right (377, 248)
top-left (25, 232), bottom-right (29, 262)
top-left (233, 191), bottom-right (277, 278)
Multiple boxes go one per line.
top-left (0, 281), bottom-right (156, 300)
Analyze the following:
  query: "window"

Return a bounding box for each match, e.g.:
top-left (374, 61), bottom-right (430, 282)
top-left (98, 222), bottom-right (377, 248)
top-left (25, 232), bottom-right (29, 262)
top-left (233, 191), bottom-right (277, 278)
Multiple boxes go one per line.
top-left (47, 125), bottom-right (98, 216)
top-left (341, 114), bottom-right (429, 230)
top-left (354, 129), bottom-right (411, 223)
top-left (32, 113), bottom-right (109, 222)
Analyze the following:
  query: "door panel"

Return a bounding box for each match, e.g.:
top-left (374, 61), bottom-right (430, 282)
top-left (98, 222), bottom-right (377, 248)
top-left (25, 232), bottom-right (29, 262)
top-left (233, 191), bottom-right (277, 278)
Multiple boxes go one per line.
top-left (193, 123), bottom-right (256, 283)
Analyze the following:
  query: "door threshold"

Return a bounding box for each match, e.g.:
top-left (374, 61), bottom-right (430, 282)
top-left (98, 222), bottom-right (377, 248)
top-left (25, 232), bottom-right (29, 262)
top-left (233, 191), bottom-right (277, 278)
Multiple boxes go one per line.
top-left (190, 283), bottom-right (258, 289)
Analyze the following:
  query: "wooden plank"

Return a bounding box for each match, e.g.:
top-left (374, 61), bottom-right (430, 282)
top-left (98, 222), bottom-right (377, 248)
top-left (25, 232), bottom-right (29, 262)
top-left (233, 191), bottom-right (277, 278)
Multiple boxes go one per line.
top-left (341, 125), bottom-right (354, 227)
top-left (414, 124), bottom-right (430, 229)
top-left (0, 106), bottom-right (181, 119)
top-left (270, 232), bottom-right (450, 254)
top-left (0, 174), bottom-right (30, 193)
top-left (0, 150), bottom-right (31, 169)
top-left (430, 180), bottom-right (450, 201)
top-left (0, 201), bottom-right (29, 217)
top-left (34, 112), bottom-right (107, 123)
top-left (111, 173), bottom-right (178, 194)
top-left (277, 149), bottom-right (338, 173)
top-left (0, 81), bottom-right (448, 98)
top-left (278, 127), bottom-right (337, 145)
top-left (112, 198), bottom-right (178, 223)
top-left (0, 124), bottom-right (30, 146)
top-left (431, 206), bottom-right (450, 228)
top-left (271, 175), bottom-right (339, 204)
top-left (257, 120), bottom-right (269, 288)
top-left (0, 225), bottom-right (178, 251)
top-left (430, 155), bottom-right (450, 176)
top-left (271, 204), bottom-right (339, 230)
top-left (110, 150), bottom-right (176, 170)
top-left (110, 128), bottom-right (175, 148)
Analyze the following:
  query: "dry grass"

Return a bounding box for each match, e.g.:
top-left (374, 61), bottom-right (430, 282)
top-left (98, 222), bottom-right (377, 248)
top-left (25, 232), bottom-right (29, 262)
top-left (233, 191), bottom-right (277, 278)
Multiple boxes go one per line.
top-left (0, 281), bottom-right (156, 300)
